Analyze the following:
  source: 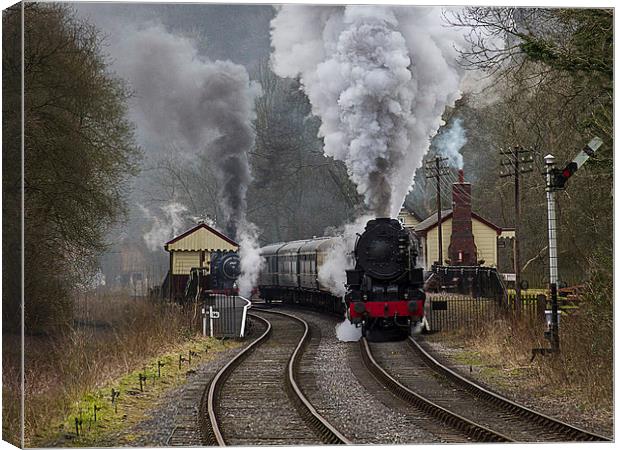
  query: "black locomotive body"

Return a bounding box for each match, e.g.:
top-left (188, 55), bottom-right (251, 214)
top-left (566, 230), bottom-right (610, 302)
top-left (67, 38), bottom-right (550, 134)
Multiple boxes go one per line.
top-left (345, 218), bottom-right (426, 336)
top-left (209, 251), bottom-right (241, 292)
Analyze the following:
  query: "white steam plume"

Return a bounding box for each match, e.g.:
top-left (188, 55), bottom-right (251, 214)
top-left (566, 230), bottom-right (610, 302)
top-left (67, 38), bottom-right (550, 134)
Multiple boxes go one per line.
top-left (271, 6), bottom-right (467, 217)
top-left (335, 318), bottom-right (362, 342)
top-left (140, 202), bottom-right (190, 251)
top-left (435, 117), bottom-right (467, 168)
top-left (317, 215), bottom-right (372, 297)
top-left (236, 222), bottom-right (264, 298)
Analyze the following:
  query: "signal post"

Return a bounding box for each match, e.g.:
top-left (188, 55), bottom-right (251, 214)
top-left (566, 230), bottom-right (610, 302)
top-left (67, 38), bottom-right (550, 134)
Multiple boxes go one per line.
top-left (534, 137), bottom-right (602, 357)
top-left (543, 154), bottom-right (560, 352)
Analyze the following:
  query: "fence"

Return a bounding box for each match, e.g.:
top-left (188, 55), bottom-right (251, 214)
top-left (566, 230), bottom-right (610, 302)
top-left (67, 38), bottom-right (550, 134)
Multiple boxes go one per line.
top-left (426, 293), bottom-right (546, 332)
top-left (521, 265), bottom-right (585, 290)
top-left (428, 265), bottom-right (508, 304)
top-left (202, 294), bottom-right (251, 338)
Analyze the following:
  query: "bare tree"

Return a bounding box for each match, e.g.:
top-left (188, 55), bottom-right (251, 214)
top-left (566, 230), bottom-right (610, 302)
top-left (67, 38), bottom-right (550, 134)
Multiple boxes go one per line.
top-left (4, 3), bottom-right (140, 333)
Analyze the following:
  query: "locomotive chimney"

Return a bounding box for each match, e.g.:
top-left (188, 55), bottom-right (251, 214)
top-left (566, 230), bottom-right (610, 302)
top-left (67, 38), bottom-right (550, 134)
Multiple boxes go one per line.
top-left (448, 169), bottom-right (477, 266)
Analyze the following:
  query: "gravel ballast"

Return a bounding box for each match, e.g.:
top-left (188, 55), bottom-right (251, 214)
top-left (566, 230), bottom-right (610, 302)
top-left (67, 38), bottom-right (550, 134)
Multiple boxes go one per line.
top-left (275, 305), bottom-right (460, 444)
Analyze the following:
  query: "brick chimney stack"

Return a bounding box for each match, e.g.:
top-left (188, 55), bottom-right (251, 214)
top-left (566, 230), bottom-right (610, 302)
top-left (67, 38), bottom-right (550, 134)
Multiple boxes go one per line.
top-left (448, 169), bottom-right (477, 266)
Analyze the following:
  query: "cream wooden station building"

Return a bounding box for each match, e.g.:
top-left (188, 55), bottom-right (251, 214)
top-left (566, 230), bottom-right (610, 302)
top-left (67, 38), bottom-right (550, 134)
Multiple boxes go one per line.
top-left (164, 223), bottom-right (238, 300)
top-left (398, 178), bottom-right (514, 272)
top-left (412, 210), bottom-right (514, 271)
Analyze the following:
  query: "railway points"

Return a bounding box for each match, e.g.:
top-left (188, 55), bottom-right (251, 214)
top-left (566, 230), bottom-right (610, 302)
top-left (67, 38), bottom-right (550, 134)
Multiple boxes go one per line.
top-left (365, 336), bottom-right (610, 442)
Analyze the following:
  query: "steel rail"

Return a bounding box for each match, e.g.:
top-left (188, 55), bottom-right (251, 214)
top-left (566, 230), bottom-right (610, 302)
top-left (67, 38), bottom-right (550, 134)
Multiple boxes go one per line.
top-left (201, 310), bottom-right (350, 446)
top-left (200, 313), bottom-right (272, 446)
top-left (408, 337), bottom-right (611, 442)
top-left (360, 337), bottom-right (512, 443)
top-left (257, 309), bottom-right (351, 445)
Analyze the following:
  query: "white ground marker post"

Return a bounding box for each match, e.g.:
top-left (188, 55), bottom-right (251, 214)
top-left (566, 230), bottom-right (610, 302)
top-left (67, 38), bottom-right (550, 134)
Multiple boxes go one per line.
top-left (202, 307), bottom-right (206, 336)
top-left (209, 306), bottom-right (214, 338)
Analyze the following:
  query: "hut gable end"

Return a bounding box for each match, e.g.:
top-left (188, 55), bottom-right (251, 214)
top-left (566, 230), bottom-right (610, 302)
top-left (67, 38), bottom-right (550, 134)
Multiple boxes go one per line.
top-left (165, 223), bottom-right (238, 252)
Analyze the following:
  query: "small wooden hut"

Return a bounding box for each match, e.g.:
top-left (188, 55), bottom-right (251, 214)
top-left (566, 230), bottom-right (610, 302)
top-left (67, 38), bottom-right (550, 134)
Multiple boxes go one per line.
top-left (163, 223), bottom-right (238, 300)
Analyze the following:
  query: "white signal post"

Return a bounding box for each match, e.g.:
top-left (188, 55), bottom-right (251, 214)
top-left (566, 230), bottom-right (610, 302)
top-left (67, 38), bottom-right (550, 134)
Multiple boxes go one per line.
top-left (544, 154), bottom-right (559, 286)
top-left (544, 154), bottom-right (560, 351)
top-left (542, 137), bottom-right (603, 353)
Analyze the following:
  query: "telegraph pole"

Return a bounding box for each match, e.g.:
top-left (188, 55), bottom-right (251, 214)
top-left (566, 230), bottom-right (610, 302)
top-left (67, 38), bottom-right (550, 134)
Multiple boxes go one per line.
top-left (499, 146), bottom-right (533, 314)
top-left (425, 156), bottom-right (449, 266)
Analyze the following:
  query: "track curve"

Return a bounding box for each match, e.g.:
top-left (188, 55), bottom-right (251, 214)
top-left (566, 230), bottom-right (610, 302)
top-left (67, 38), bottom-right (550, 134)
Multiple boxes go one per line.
top-left (407, 337), bottom-right (611, 442)
top-left (360, 337), bottom-right (512, 442)
top-left (200, 310), bottom-right (349, 446)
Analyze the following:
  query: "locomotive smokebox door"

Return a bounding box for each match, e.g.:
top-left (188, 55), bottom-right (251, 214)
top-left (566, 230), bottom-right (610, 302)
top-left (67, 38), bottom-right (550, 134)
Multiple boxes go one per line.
top-left (356, 218), bottom-right (406, 281)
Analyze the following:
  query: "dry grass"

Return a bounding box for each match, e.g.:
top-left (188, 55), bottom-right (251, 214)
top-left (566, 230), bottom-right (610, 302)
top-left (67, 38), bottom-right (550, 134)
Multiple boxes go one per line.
top-left (3, 292), bottom-right (202, 446)
top-left (437, 298), bottom-right (612, 418)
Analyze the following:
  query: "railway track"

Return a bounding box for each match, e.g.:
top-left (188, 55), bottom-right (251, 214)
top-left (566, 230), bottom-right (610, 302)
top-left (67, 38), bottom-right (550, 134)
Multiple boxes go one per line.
top-left (361, 336), bottom-right (611, 443)
top-left (407, 337), bottom-right (611, 442)
top-left (200, 310), bottom-right (350, 446)
top-left (276, 305), bottom-right (465, 443)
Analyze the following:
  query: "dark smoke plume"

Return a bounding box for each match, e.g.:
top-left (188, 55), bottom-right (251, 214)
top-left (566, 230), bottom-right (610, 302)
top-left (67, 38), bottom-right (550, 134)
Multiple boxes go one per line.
top-left (76, 16), bottom-right (263, 295)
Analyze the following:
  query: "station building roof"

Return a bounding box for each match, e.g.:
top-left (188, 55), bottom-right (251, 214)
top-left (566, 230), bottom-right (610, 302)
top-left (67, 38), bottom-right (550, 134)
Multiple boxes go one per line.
top-left (164, 223), bottom-right (239, 252)
top-left (414, 209), bottom-right (503, 235)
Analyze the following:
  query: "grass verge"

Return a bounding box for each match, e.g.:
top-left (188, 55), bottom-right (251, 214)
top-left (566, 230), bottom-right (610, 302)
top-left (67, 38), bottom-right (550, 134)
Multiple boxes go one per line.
top-left (1, 293), bottom-right (235, 447)
top-left (426, 304), bottom-right (612, 435)
top-left (37, 335), bottom-right (239, 447)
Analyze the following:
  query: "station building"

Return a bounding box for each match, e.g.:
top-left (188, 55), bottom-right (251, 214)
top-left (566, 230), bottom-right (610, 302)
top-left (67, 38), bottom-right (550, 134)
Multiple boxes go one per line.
top-left (401, 171), bottom-right (515, 271)
top-left (397, 207), bottom-right (423, 229)
top-left (163, 222), bottom-right (238, 300)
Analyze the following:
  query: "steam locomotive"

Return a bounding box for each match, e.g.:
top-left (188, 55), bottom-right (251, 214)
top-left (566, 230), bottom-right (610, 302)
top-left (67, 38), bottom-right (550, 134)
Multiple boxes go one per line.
top-left (346, 218), bottom-right (425, 336)
top-left (185, 250), bottom-right (241, 301)
top-left (258, 217), bottom-right (426, 337)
